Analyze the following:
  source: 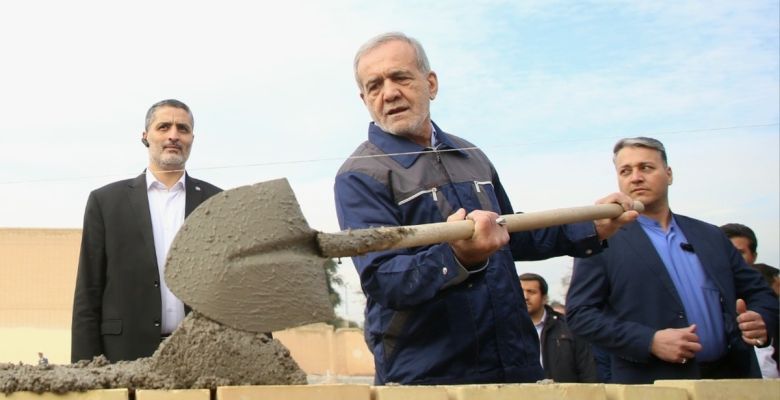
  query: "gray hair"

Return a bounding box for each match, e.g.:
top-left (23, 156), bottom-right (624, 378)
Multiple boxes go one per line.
top-left (613, 137), bottom-right (668, 165)
top-left (353, 32), bottom-right (431, 89)
top-left (144, 99), bottom-right (194, 131)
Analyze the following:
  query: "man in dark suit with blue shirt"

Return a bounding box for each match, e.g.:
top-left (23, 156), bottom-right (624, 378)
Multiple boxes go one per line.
top-left (566, 137), bottom-right (778, 383)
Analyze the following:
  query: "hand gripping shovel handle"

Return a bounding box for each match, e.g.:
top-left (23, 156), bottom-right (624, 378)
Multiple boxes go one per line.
top-left (318, 201), bottom-right (642, 258)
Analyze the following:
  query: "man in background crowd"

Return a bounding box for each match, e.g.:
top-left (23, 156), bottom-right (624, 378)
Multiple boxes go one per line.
top-left (519, 273), bottom-right (598, 382)
top-left (720, 223), bottom-right (779, 378)
top-left (720, 223), bottom-right (759, 266)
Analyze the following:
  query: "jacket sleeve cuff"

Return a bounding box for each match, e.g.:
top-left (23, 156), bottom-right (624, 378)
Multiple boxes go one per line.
top-left (439, 245), bottom-right (472, 290)
top-left (453, 254), bottom-right (489, 274)
top-left (570, 233), bottom-right (605, 258)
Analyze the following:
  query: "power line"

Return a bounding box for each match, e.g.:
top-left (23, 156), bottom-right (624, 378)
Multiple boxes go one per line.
top-left (1, 122), bottom-right (777, 185)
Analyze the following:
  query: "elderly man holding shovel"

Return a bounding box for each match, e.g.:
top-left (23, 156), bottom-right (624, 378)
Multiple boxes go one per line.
top-left (334, 32), bottom-right (638, 385)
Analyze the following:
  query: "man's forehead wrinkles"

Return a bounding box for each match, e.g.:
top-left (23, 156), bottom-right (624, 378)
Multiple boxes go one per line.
top-left (618, 160), bottom-right (656, 169)
top-left (366, 65), bottom-right (410, 76)
top-left (388, 66), bottom-right (412, 75)
top-left (153, 110), bottom-right (192, 128)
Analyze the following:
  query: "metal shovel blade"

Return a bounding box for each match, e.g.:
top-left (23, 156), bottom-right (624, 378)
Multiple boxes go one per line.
top-left (165, 178), bottom-right (335, 333)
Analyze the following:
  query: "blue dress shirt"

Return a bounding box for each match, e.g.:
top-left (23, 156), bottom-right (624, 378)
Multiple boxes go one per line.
top-left (638, 214), bottom-right (727, 362)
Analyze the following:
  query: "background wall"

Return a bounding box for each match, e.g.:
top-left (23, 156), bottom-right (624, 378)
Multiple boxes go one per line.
top-left (0, 228), bottom-right (80, 364)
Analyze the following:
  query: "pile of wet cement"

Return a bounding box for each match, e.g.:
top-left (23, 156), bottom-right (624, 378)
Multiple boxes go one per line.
top-left (0, 312), bottom-right (306, 394)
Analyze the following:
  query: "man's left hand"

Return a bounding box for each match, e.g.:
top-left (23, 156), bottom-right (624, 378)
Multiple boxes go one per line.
top-left (737, 298), bottom-right (768, 347)
top-left (593, 192), bottom-right (640, 240)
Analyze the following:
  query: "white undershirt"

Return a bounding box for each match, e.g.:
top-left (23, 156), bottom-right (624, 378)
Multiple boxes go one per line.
top-left (756, 345), bottom-right (779, 379)
top-left (534, 308), bottom-right (547, 368)
top-left (146, 169), bottom-right (186, 334)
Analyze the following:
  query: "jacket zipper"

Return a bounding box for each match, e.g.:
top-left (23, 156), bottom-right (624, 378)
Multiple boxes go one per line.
top-left (398, 188), bottom-right (438, 205)
top-left (474, 180), bottom-right (492, 193)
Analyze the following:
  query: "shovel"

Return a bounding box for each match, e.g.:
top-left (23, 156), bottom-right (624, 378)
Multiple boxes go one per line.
top-left (165, 178), bottom-right (641, 334)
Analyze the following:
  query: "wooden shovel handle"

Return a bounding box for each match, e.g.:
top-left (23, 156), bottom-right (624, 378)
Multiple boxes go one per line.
top-left (318, 201), bottom-right (642, 258)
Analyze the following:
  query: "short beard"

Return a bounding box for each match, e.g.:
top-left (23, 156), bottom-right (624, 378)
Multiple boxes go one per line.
top-left (153, 154), bottom-right (186, 171)
top-left (381, 119), bottom-right (427, 142)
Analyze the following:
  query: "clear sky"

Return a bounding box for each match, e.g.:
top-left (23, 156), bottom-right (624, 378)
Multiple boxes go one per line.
top-left (1, 1), bottom-right (778, 325)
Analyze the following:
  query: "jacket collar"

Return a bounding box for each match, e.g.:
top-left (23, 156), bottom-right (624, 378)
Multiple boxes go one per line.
top-left (184, 174), bottom-right (205, 217)
top-left (620, 218), bottom-right (686, 309)
top-left (367, 121), bottom-right (470, 169)
top-left (128, 172), bottom-right (158, 268)
top-left (124, 171), bottom-right (204, 273)
top-left (543, 304), bottom-right (561, 325)
top-left (134, 169), bottom-right (203, 217)
top-left (145, 168), bottom-right (186, 191)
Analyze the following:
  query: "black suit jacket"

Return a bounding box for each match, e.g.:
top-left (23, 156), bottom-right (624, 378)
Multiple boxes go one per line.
top-left (539, 305), bottom-right (598, 383)
top-left (71, 172), bottom-right (221, 363)
top-left (566, 214), bottom-right (778, 383)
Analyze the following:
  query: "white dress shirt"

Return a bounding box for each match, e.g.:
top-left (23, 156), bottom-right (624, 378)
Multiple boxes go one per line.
top-left (146, 169), bottom-right (186, 334)
top-left (756, 345), bottom-right (779, 379)
top-left (534, 308), bottom-right (547, 368)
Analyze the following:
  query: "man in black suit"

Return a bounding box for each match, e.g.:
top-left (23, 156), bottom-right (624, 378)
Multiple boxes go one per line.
top-left (71, 99), bottom-right (221, 363)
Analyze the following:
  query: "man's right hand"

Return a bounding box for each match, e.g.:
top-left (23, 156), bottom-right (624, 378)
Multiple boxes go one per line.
top-left (447, 208), bottom-right (509, 268)
top-left (593, 192), bottom-right (640, 240)
top-left (650, 324), bottom-right (702, 364)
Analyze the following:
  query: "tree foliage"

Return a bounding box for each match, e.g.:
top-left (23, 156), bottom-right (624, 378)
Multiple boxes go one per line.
top-left (324, 258), bottom-right (360, 328)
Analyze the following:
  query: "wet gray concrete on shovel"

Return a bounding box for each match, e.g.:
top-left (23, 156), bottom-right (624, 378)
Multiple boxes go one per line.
top-left (165, 178), bottom-right (335, 334)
